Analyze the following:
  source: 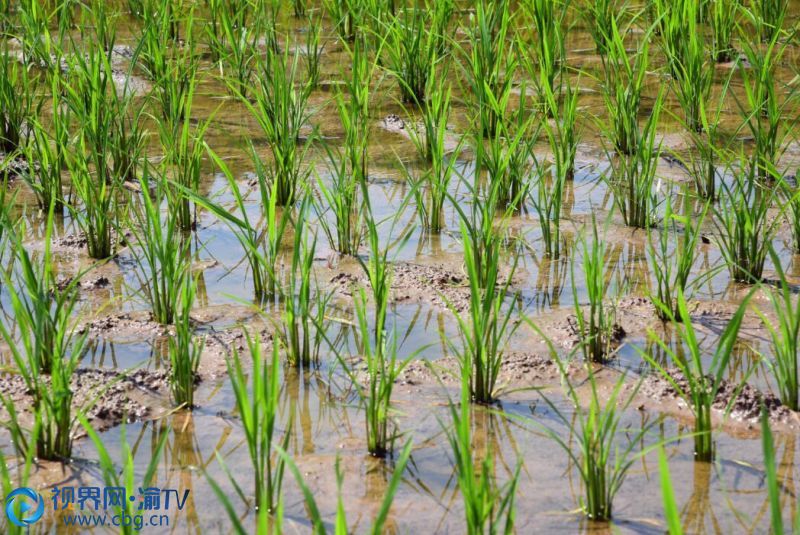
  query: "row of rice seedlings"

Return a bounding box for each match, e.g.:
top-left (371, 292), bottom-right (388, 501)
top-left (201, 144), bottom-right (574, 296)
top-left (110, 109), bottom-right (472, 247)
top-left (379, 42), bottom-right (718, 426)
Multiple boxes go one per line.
top-left (571, 219), bottom-right (617, 363)
top-left (382, 5), bottom-right (439, 104)
top-left (128, 169), bottom-right (193, 324)
top-left (446, 377), bottom-right (519, 532)
top-left (449, 151), bottom-right (520, 403)
top-left (529, 328), bottom-right (658, 521)
top-left (459, 0), bottom-right (514, 138)
top-left (598, 17), bottom-right (649, 157)
top-left (647, 192), bottom-right (709, 321)
top-left (242, 44), bottom-right (313, 206)
top-left (280, 196), bottom-right (330, 368)
top-left (712, 155), bottom-right (784, 283)
top-left (207, 0), bottom-right (261, 99)
top-left (199, 147), bottom-right (290, 303)
top-left (227, 332), bottom-right (288, 515)
top-left (0, 47), bottom-right (38, 153)
top-left (524, 0), bottom-right (569, 116)
top-left (0, 208), bottom-right (88, 460)
top-left (758, 249), bottom-right (800, 411)
top-left (81, 422), bottom-right (168, 535)
top-left (317, 38), bottom-right (373, 255)
top-left (710, 0), bottom-right (737, 62)
top-left (168, 273), bottom-right (204, 408)
top-left (606, 89), bottom-right (664, 229)
top-left (642, 290), bottom-right (752, 461)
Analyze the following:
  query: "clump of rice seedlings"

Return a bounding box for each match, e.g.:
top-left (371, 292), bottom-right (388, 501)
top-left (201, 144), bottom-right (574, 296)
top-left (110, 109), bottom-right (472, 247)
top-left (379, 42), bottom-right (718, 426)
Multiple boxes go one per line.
top-left (0, 47), bottom-right (38, 153)
top-left (242, 45), bottom-right (313, 206)
top-left (606, 89), bottom-right (664, 229)
top-left (207, 0), bottom-right (261, 99)
top-left (445, 378), bottom-right (519, 532)
top-left (19, 118), bottom-right (65, 213)
top-left (169, 274), bottom-right (203, 408)
top-left (598, 18), bottom-right (649, 157)
top-left (404, 77), bottom-right (462, 233)
top-left (280, 196), bottom-right (330, 368)
top-left (196, 148), bottom-right (290, 303)
top-left (713, 155), bottom-right (785, 283)
top-left (648, 192), bottom-right (710, 321)
top-left (581, 0), bottom-right (621, 57)
top-left (293, 0), bottom-right (306, 17)
top-left (460, 0), bottom-right (515, 138)
top-left (325, 0), bottom-right (359, 42)
top-left (428, 0), bottom-right (454, 57)
top-left (128, 169), bottom-right (192, 324)
top-left (383, 5), bottom-right (438, 104)
top-left (643, 290), bottom-right (752, 461)
top-left (667, 8), bottom-right (712, 133)
top-left (81, 421), bottom-right (168, 535)
top-left (529, 337), bottom-right (657, 521)
top-left (757, 249), bottom-right (800, 410)
top-left (17, 0), bottom-right (58, 69)
top-left (317, 38), bottom-right (373, 255)
top-left (303, 13), bottom-right (324, 89)
top-left (652, 0), bottom-right (691, 79)
top-left (752, 0), bottom-right (788, 42)
top-left (571, 219), bottom-right (617, 363)
top-left (228, 332), bottom-right (288, 514)
top-left (136, 0), bottom-right (178, 81)
top-left (0, 209), bottom-right (88, 460)
top-left (524, 0), bottom-right (569, 116)
top-left (711, 0), bottom-right (737, 62)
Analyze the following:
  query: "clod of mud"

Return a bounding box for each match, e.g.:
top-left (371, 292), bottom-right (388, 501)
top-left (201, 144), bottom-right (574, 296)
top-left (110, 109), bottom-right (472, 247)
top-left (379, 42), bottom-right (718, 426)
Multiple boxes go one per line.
top-left (0, 367), bottom-right (169, 433)
top-left (84, 311), bottom-right (168, 341)
top-left (640, 367), bottom-right (795, 424)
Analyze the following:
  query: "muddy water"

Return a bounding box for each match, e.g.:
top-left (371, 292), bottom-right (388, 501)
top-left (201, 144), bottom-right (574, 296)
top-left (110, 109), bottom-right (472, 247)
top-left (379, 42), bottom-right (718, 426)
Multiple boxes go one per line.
top-left (3, 2), bottom-right (800, 533)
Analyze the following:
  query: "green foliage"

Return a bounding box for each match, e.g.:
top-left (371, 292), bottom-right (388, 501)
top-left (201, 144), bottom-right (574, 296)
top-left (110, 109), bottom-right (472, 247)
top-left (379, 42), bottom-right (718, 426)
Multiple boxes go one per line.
top-left (168, 274), bottom-right (203, 408)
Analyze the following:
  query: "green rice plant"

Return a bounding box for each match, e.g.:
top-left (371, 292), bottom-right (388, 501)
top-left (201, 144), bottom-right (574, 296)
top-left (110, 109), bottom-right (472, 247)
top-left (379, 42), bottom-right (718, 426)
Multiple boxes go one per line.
top-left (382, 5), bottom-right (438, 104)
top-left (733, 21), bottom-right (796, 181)
top-left (598, 17), bottom-right (650, 156)
top-left (135, 0), bottom-right (178, 81)
top-left (128, 168), bottom-right (192, 324)
top-left (530, 157), bottom-right (565, 259)
top-left (667, 8), bottom-right (713, 133)
top-left (581, 0), bottom-right (622, 57)
top-left (528, 340), bottom-right (657, 521)
top-left (227, 332), bottom-right (288, 514)
top-left (712, 155), bottom-right (785, 283)
top-left (653, 0), bottom-right (692, 80)
top-left (17, 0), bottom-right (58, 70)
top-left (459, 0), bottom-right (515, 137)
top-left (606, 89), bottom-right (664, 229)
top-left (208, 0), bottom-right (261, 99)
top-left (785, 183), bottom-right (800, 254)
top-left (711, 0), bottom-right (737, 62)
top-left (0, 47), bottom-right (38, 153)
top-left (279, 195), bottom-right (330, 367)
top-left (647, 192), bottom-right (710, 321)
top-left (445, 378), bottom-right (519, 532)
top-left (428, 0), bottom-right (455, 57)
top-left (0, 432), bottom-right (37, 535)
top-left (196, 147), bottom-right (290, 303)
top-left (325, 0), bottom-right (359, 42)
top-left (168, 274), bottom-right (203, 408)
top-left (571, 219), bottom-right (617, 363)
top-left (523, 0), bottom-right (569, 116)
top-left (642, 290), bottom-right (752, 461)
top-left (241, 44), bottom-right (313, 206)
top-left (760, 408), bottom-right (800, 533)
top-left (658, 447), bottom-right (684, 535)
top-left (0, 208), bottom-right (88, 460)
top-left (303, 13), bottom-right (324, 89)
top-left (317, 37), bottom-right (374, 255)
top-left (757, 249), bottom-right (800, 410)
top-left (80, 421), bottom-right (168, 535)
top-left (752, 0), bottom-right (788, 42)
top-left (293, 0), bottom-right (305, 17)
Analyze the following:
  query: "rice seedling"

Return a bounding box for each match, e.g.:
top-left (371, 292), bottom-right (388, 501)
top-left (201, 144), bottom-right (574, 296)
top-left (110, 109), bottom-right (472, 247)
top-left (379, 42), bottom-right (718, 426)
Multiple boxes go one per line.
top-left (606, 89), bottom-right (664, 229)
top-left (711, 0), bottom-right (737, 62)
top-left (581, 0), bottom-right (621, 57)
top-left (19, 117), bottom-right (66, 214)
top-left (325, 0), bottom-right (359, 42)
top-left (303, 13), bottom-right (324, 90)
top-left (280, 195), bottom-right (330, 368)
top-left (0, 47), bottom-right (38, 153)
top-left (647, 192), bottom-right (710, 321)
top-left (752, 0), bottom-right (788, 42)
top-left (658, 447), bottom-right (684, 535)
top-left (128, 168), bottom-right (193, 325)
top-left (652, 0), bottom-right (691, 80)
top-left (524, 0), bottom-right (569, 116)
top-left (197, 147), bottom-right (290, 303)
top-left (227, 332), bottom-right (288, 514)
top-left (168, 274), bottom-right (203, 409)
top-left (571, 219), bottom-right (617, 363)
top-left (598, 18), bottom-right (650, 157)
top-left (17, 0), bottom-right (58, 70)
top-left (760, 408), bottom-right (800, 533)
top-left (293, 0), bottom-right (306, 17)
top-left (445, 377), bottom-right (519, 532)
top-left (712, 155), bottom-right (785, 283)
top-left (459, 0), bottom-right (515, 138)
top-left (382, 5), bottom-right (438, 104)
top-left (642, 290), bottom-right (752, 461)
top-left (757, 249), bottom-right (800, 410)
top-left (317, 37), bottom-right (374, 255)
top-left (207, 0), bottom-right (261, 99)
top-left (80, 420), bottom-right (168, 535)
top-left (668, 9), bottom-right (713, 133)
top-left (0, 208), bottom-right (88, 460)
top-left (242, 44), bottom-right (313, 206)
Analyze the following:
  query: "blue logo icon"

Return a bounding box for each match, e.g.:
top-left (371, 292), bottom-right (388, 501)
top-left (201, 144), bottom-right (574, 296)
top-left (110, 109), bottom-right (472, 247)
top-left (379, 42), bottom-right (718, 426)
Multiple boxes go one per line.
top-left (5, 487), bottom-right (45, 527)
